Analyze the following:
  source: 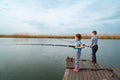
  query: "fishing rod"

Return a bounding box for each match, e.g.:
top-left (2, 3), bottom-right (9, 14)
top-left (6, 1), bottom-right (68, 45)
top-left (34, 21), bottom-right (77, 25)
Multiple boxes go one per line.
top-left (13, 44), bottom-right (89, 48)
top-left (58, 39), bottom-right (89, 47)
top-left (14, 43), bottom-right (75, 47)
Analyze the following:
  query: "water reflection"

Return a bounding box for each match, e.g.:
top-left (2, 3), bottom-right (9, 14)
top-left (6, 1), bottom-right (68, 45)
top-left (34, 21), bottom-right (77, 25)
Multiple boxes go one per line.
top-left (0, 38), bottom-right (120, 80)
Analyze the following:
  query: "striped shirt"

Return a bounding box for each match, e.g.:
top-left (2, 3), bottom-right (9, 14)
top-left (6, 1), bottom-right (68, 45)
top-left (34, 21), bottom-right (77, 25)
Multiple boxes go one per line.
top-left (90, 36), bottom-right (98, 47)
top-left (75, 40), bottom-right (82, 54)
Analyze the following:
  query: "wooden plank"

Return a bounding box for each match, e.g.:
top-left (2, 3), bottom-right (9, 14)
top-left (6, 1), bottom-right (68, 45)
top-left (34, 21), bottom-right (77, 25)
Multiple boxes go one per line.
top-left (115, 68), bottom-right (120, 74)
top-left (88, 60), bottom-right (100, 80)
top-left (86, 60), bottom-right (95, 80)
top-left (76, 70), bottom-right (84, 80)
top-left (63, 58), bottom-right (119, 80)
top-left (80, 70), bottom-right (84, 80)
top-left (68, 69), bottom-right (73, 80)
top-left (67, 69), bottom-right (72, 80)
top-left (87, 69), bottom-right (94, 80)
top-left (70, 69), bottom-right (76, 80)
top-left (86, 69), bottom-right (91, 80)
top-left (91, 64), bottom-right (101, 80)
top-left (95, 63), bottom-right (109, 80)
top-left (117, 68), bottom-right (120, 73)
top-left (105, 70), bottom-right (117, 80)
top-left (104, 63), bottom-right (119, 80)
top-left (80, 60), bottom-right (84, 68)
top-left (98, 64), bottom-right (112, 80)
top-left (115, 68), bottom-right (120, 79)
top-left (64, 61), bottom-right (76, 80)
top-left (65, 58), bottom-right (75, 69)
top-left (76, 60), bottom-right (85, 80)
top-left (63, 69), bottom-right (70, 80)
top-left (85, 61), bottom-right (90, 80)
top-left (98, 65), bottom-right (117, 80)
top-left (112, 68), bottom-right (120, 80)
top-left (87, 60), bottom-right (96, 80)
top-left (76, 72), bottom-right (79, 80)
top-left (83, 70), bottom-right (88, 80)
top-left (80, 60), bottom-right (87, 80)
top-left (83, 61), bottom-right (89, 80)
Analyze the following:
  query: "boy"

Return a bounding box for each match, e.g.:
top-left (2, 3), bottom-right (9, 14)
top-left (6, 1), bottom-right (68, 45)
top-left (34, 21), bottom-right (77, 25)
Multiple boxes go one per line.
top-left (90, 31), bottom-right (98, 64)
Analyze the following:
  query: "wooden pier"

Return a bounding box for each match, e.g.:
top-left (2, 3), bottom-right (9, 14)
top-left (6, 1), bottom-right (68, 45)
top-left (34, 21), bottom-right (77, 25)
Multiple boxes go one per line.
top-left (63, 57), bottom-right (120, 80)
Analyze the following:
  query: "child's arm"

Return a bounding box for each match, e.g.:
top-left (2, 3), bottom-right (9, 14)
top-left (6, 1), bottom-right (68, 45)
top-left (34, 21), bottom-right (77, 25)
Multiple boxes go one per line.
top-left (75, 44), bottom-right (84, 48)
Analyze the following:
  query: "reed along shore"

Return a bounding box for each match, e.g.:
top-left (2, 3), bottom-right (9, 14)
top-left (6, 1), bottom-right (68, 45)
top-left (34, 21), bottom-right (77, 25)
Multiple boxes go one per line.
top-left (0, 34), bottom-right (120, 39)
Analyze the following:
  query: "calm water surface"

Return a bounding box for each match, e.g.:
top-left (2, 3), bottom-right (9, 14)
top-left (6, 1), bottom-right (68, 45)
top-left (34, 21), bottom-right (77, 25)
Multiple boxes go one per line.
top-left (0, 38), bottom-right (120, 80)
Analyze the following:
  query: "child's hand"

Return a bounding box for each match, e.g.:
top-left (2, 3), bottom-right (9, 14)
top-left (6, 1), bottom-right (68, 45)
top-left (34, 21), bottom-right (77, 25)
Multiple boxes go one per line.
top-left (81, 44), bottom-right (85, 48)
top-left (88, 46), bottom-right (91, 48)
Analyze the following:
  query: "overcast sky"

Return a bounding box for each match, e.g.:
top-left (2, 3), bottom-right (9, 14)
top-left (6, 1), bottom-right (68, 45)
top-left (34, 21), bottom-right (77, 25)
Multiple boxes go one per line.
top-left (0, 0), bottom-right (120, 34)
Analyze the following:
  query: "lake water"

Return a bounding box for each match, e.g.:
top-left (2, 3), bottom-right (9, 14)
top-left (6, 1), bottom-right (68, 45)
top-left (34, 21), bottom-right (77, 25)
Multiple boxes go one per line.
top-left (0, 38), bottom-right (120, 80)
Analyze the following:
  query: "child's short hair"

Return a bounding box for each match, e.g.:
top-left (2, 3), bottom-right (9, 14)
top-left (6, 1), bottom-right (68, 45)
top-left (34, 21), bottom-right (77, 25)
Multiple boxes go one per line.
top-left (92, 31), bottom-right (97, 35)
top-left (75, 34), bottom-right (82, 40)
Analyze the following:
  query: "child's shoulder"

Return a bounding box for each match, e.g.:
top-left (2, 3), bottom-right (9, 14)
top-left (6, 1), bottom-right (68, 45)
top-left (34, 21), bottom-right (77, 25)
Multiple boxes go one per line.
top-left (75, 40), bottom-right (81, 46)
top-left (95, 36), bottom-right (98, 39)
top-left (77, 40), bottom-right (82, 44)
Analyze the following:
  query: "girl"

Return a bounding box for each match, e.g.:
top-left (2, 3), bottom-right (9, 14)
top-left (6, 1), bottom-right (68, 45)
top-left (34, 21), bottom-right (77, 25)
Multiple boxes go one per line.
top-left (73, 34), bottom-right (84, 72)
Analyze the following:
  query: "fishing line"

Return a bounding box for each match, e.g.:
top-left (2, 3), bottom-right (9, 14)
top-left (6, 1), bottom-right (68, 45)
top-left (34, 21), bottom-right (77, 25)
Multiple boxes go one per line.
top-left (58, 39), bottom-right (74, 44)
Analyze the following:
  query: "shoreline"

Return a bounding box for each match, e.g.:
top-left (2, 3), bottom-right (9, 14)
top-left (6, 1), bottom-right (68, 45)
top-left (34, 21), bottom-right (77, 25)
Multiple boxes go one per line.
top-left (0, 34), bottom-right (120, 39)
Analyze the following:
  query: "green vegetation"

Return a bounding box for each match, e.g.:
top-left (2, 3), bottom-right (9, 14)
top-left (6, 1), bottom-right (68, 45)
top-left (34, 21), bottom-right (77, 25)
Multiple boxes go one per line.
top-left (0, 34), bottom-right (120, 39)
